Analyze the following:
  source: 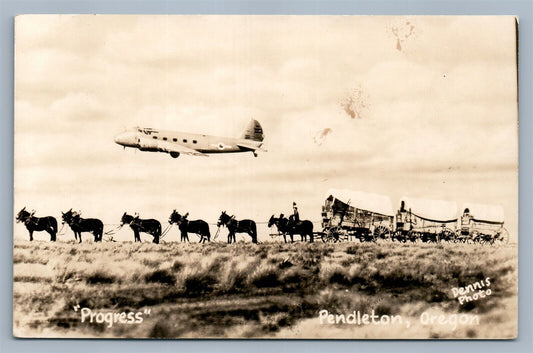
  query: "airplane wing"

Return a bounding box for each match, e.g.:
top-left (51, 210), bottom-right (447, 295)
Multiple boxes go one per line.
top-left (139, 137), bottom-right (208, 157)
top-left (236, 142), bottom-right (267, 152)
top-left (157, 140), bottom-right (208, 157)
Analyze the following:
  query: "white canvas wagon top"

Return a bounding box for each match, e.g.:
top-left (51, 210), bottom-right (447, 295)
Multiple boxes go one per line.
top-left (325, 189), bottom-right (394, 217)
top-left (400, 197), bottom-right (458, 222)
top-left (462, 203), bottom-right (504, 223)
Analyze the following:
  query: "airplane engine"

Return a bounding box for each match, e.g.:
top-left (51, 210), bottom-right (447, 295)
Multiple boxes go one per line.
top-left (138, 138), bottom-right (159, 152)
top-left (170, 152), bottom-right (180, 158)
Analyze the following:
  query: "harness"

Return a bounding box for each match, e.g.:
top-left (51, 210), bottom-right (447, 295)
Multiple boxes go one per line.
top-left (131, 217), bottom-right (172, 238)
top-left (131, 218), bottom-right (149, 233)
top-left (57, 222), bottom-right (67, 235)
top-left (24, 216), bottom-right (38, 227)
top-left (104, 224), bottom-right (123, 235)
top-left (226, 216), bottom-right (238, 228)
top-left (160, 224), bottom-right (173, 239)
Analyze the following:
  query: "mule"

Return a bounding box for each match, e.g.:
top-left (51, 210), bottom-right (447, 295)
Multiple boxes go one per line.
top-left (121, 213), bottom-right (161, 244)
top-left (61, 209), bottom-right (103, 243)
top-left (217, 211), bottom-right (257, 244)
top-left (268, 214), bottom-right (293, 243)
top-left (16, 207), bottom-right (57, 242)
top-left (168, 210), bottom-right (211, 243)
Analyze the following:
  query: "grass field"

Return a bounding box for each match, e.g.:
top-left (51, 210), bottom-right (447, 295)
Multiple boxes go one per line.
top-left (13, 240), bottom-right (517, 339)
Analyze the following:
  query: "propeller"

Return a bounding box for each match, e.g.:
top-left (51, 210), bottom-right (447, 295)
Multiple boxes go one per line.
top-left (123, 126), bottom-right (126, 150)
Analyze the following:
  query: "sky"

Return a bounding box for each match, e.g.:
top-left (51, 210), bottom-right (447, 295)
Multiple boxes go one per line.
top-left (14, 15), bottom-right (518, 242)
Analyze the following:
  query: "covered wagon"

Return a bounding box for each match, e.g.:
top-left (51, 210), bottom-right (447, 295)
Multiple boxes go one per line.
top-left (458, 203), bottom-right (508, 244)
top-left (321, 188), bottom-right (394, 242)
top-left (395, 197), bottom-right (458, 242)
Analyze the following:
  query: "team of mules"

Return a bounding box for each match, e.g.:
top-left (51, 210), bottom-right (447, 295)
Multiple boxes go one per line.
top-left (16, 208), bottom-right (313, 245)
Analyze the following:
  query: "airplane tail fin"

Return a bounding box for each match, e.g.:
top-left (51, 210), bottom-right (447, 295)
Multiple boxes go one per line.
top-left (240, 119), bottom-right (264, 142)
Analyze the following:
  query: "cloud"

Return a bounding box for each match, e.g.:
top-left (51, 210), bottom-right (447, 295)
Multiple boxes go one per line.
top-left (50, 92), bottom-right (105, 121)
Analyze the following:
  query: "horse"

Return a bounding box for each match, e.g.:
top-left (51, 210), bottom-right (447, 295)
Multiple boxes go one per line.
top-left (121, 212), bottom-right (161, 244)
top-left (16, 207), bottom-right (57, 242)
top-left (268, 214), bottom-right (293, 243)
top-left (268, 214), bottom-right (314, 243)
top-left (217, 211), bottom-right (257, 244)
top-left (168, 210), bottom-right (210, 243)
top-left (61, 209), bottom-right (103, 243)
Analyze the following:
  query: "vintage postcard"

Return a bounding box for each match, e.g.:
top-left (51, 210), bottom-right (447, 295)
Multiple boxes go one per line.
top-left (13, 15), bottom-right (518, 339)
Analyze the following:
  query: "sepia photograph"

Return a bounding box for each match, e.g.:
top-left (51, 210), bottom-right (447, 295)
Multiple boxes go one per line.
top-left (13, 15), bottom-right (518, 339)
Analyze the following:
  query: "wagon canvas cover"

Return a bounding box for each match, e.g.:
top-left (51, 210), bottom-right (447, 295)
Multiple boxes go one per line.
top-left (13, 15), bottom-right (518, 340)
top-left (401, 196), bottom-right (458, 223)
top-left (462, 203), bottom-right (505, 224)
top-left (326, 188), bottom-right (394, 217)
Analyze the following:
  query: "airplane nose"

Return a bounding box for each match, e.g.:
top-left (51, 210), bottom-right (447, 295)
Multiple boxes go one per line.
top-left (114, 131), bottom-right (135, 147)
top-left (114, 133), bottom-right (125, 145)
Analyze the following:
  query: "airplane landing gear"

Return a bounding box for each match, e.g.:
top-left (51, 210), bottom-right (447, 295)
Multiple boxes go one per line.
top-left (170, 152), bottom-right (180, 158)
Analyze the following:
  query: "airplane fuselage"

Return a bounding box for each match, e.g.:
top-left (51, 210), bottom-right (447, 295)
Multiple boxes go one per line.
top-left (139, 128), bottom-right (246, 153)
top-left (115, 124), bottom-right (264, 158)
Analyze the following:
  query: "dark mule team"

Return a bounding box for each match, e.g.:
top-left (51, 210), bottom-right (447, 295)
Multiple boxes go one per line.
top-left (16, 207), bottom-right (274, 244)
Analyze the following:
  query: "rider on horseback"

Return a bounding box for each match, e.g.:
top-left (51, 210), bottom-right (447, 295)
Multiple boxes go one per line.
top-left (269, 204), bottom-right (314, 243)
top-left (292, 202), bottom-right (300, 223)
top-left (288, 202), bottom-right (301, 230)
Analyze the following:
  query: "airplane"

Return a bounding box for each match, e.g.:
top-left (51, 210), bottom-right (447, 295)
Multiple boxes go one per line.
top-left (114, 119), bottom-right (266, 158)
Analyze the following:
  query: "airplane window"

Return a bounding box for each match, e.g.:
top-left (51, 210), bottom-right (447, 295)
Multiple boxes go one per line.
top-left (193, 140), bottom-right (197, 144)
top-left (153, 136), bottom-right (158, 139)
top-left (183, 139), bottom-right (187, 143)
top-left (163, 137), bottom-right (167, 141)
top-left (173, 138), bottom-right (177, 142)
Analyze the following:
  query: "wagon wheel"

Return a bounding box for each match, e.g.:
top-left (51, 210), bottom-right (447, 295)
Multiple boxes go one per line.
top-left (458, 230), bottom-right (471, 243)
top-left (468, 230), bottom-right (478, 244)
top-left (474, 231), bottom-right (489, 244)
top-left (453, 230), bottom-right (462, 243)
top-left (393, 230), bottom-right (406, 242)
top-left (493, 228), bottom-right (509, 245)
top-left (336, 228), bottom-right (348, 242)
top-left (374, 226), bottom-right (390, 241)
top-left (321, 227), bottom-right (340, 242)
top-left (360, 229), bottom-right (374, 243)
top-left (423, 232), bottom-right (438, 243)
top-left (407, 230), bottom-right (421, 243)
top-left (440, 228), bottom-right (455, 243)
top-left (320, 229), bottom-right (331, 243)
